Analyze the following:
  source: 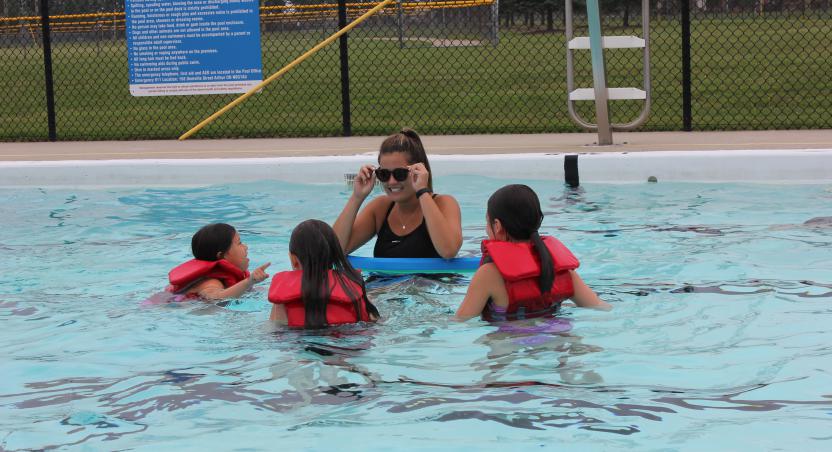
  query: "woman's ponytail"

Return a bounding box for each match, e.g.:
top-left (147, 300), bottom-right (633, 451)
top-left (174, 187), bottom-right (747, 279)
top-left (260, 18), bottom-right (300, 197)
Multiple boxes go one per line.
top-left (531, 230), bottom-right (554, 293)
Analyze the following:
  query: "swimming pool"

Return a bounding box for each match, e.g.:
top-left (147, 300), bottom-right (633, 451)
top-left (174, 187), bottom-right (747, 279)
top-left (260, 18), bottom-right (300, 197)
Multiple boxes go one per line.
top-left (1, 152), bottom-right (831, 450)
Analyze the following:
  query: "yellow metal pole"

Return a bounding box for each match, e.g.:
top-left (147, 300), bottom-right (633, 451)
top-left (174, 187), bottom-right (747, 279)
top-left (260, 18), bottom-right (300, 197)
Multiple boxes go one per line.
top-left (179, 0), bottom-right (395, 141)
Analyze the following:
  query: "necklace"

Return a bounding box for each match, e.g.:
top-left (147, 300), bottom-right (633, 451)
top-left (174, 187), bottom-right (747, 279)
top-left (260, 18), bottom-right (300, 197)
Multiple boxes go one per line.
top-left (396, 206), bottom-right (420, 230)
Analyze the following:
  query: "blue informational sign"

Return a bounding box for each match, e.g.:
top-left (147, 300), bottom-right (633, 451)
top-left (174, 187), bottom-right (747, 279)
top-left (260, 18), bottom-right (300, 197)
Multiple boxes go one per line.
top-left (125, 0), bottom-right (263, 96)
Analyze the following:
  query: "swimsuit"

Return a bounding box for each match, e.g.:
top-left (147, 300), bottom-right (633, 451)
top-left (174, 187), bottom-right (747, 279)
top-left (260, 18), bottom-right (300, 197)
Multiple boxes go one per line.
top-left (373, 201), bottom-right (441, 258)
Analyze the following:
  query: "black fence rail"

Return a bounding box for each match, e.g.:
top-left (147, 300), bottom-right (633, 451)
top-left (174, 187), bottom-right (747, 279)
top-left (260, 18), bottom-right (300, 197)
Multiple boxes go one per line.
top-left (1, 0), bottom-right (831, 141)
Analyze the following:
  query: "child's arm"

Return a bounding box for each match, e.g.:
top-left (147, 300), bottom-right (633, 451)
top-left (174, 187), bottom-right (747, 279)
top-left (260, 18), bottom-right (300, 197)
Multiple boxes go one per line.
top-left (196, 263), bottom-right (271, 300)
top-left (455, 263), bottom-right (501, 320)
top-left (569, 271), bottom-right (612, 311)
top-left (270, 304), bottom-right (288, 323)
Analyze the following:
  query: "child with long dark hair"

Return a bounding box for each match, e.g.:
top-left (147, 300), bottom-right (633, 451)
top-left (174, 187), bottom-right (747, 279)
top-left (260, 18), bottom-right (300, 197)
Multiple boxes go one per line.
top-left (456, 185), bottom-right (610, 320)
top-left (167, 223), bottom-right (271, 300)
top-left (269, 219), bottom-right (379, 328)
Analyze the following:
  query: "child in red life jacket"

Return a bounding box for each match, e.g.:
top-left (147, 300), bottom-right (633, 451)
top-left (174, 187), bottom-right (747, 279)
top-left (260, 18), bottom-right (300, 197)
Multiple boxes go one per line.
top-left (456, 185), bottom-right (611, 321)
top-left (167, 223), bottom-right (270, 300)
top-left (268, 219), bottom-right (379, 328)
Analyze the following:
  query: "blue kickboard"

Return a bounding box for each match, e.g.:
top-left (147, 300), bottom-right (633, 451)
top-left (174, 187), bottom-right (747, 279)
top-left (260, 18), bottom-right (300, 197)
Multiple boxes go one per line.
top-left (347, 255), bottom-right (480, 274)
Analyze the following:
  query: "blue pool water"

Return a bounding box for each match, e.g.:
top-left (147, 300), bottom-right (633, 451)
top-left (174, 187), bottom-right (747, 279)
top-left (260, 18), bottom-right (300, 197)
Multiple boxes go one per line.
top-left (1, 177), bottom-right (831, 450)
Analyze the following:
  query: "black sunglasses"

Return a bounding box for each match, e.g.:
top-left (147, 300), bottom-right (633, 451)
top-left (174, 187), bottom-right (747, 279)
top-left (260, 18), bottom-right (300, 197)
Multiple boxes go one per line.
top-left (374, 167), bottom-right (410, 182)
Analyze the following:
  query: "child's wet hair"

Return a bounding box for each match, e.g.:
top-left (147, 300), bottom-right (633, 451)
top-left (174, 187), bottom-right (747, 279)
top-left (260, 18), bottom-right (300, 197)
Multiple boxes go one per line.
top-left (487, 184), bottom-right (554, 293)
top-left (378, 127), bottom-right (433, 191)
top-left (191, 223), bottom-right (236, 261)
top-left (289, 219), bottom-right (376, 328)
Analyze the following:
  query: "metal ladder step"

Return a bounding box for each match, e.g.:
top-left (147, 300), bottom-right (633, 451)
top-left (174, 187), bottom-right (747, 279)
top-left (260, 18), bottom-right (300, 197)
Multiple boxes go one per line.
top-left (568, 35), bottom-right (645, 50)
top-left (565, 0), bottom-right (651, 139)
top-left (569, 88), bottom-right (647, 101)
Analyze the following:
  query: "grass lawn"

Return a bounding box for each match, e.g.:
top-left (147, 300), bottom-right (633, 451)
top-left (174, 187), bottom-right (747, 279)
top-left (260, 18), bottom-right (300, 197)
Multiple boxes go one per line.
top-left (1, 13), bottom-right (831, 141)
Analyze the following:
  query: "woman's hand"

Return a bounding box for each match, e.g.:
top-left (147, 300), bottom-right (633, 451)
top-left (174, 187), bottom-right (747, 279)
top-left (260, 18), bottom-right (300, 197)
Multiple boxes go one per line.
top-left (409, 163), bottom-right (429, 191)
top-left (334, 164), bottom-right (380, 254)
top-left (353, 164), bottom-right (376, 200)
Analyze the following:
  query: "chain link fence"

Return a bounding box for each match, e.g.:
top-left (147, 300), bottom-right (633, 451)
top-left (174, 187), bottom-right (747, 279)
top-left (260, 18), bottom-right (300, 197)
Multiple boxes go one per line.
top-left (1, 0), bottom-right (831, 141)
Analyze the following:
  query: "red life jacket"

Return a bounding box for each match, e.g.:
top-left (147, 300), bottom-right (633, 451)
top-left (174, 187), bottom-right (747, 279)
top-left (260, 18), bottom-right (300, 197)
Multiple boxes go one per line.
top-left (167, 259), bottom-right (249, 294)
top-left (268, 270), bottom-right (371, 328)
top-left (480, 236), bottom-right (579, 321)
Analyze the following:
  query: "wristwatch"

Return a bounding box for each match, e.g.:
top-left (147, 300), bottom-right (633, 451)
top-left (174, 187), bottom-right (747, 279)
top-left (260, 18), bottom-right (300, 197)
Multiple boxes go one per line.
top-left (415, 188), bottom-right (432, 199)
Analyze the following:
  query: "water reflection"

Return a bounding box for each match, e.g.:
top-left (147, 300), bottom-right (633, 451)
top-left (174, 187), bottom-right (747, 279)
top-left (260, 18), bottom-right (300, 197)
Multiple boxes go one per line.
top-left (266, 327), bottom-right (381, 411)
top-left (473, 320), bottom-right (605, 387)
top-left (607, 279), bottom-right (832, 299)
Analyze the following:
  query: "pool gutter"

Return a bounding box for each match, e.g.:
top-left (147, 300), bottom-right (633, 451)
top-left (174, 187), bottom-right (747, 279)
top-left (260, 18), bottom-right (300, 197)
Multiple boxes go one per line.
top-left (0, 149), bottom-right (830, 187)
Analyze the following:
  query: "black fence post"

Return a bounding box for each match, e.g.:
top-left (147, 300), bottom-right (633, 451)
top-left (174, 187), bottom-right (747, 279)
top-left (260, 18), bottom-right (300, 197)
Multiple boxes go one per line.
top-left (40, 0), bottom-right (57, 141)
top-left (337, 0), bottom-right (352, 137)
top-left (681, 0), bottom-right (692, 131)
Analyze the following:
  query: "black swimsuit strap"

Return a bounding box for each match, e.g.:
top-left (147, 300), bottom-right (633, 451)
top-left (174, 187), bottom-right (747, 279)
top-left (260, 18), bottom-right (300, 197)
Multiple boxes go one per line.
top-left (380, 201), bottom-right (396, 231)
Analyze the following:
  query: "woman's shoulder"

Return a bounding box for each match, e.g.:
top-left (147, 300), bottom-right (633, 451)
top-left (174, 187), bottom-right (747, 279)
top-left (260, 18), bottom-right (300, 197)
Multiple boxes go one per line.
top-left (356, 196), bottom-right (393, 234)
top-left (432, 193), bottom-right (460, 207)
top-left (365, 195), bottom-right (394, 211)
top-left (364, 196), bottom-right (395, 225)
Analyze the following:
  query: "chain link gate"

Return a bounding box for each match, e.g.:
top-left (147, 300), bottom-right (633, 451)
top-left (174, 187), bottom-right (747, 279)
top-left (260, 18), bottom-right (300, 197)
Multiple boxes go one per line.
top-left (1, 1), bottom-right (831, 141)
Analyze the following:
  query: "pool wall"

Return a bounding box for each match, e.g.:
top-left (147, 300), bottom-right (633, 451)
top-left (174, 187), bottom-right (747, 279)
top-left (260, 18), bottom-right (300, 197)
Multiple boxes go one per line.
top-left (0, 149), bottom-right (830, 187)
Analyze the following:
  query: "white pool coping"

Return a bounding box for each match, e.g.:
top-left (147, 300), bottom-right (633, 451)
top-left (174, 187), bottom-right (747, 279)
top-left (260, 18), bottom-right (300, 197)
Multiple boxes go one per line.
top-left (0, 149), bottom-right (830, 187)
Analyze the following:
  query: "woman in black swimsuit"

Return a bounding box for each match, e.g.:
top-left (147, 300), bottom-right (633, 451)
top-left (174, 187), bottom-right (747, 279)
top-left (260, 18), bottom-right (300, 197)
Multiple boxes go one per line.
top-left (333, 128), bottom-right (462, 259)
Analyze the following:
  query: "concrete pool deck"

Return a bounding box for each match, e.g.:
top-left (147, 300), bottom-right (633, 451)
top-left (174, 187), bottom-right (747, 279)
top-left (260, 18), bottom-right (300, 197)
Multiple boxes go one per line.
top-left (2, 129), bottom-right (832, 161)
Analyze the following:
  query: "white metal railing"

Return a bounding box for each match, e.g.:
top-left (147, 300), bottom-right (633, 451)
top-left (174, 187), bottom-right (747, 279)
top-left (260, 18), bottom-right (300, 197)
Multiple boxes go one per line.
top-left (566, 0), bottom-right (651, 144)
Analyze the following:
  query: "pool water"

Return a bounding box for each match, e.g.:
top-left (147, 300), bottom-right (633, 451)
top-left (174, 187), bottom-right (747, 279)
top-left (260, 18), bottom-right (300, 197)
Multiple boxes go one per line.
top-left (1, 177), bottom-right (831, 450)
